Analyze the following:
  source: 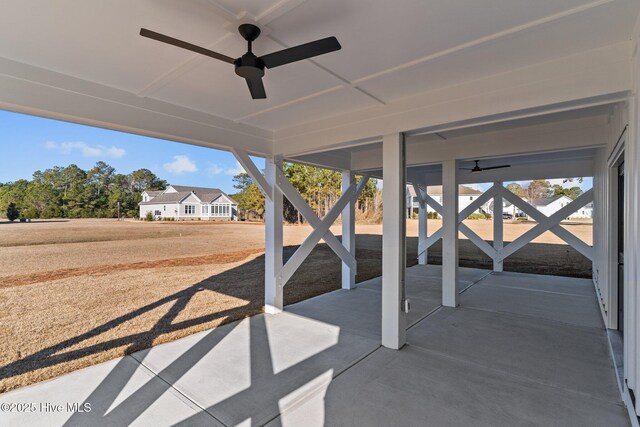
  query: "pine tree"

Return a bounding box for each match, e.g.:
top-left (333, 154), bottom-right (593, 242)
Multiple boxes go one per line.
top-left (6, 202), bottom-right (19, 222)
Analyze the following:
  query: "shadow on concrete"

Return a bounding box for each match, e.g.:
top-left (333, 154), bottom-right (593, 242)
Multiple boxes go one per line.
top-left (0, 238), bottom-right (397, 390)
top-left (0, 233), bottom-right (590, 391)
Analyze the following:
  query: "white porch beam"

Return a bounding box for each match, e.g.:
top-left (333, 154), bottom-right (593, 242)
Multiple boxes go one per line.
top-left (424, 193), bottom-right (444, 216)
top-left (277, 174), bottom-right (369, 287)
top-left (413, 184), bottom-right (428, 265)
top-left (493, 182), bottom-right (504, 272)
top-left (342, 171), bottom-right (357, 289)
top-left (417, 185), bottom-right (499, 260)
top-left (264, 156), bottom-right (284, 314)
top-left (498, 186), bottom-right (595, 260)
top-left (459, 223), bottom-right (497, 259)
top-left (382, 133), bottom-right (407, 350)
top-left (442, 160), bottom-right (459, 307)
top-left (0, 57), bottom-right (272, 156)
top-left (418, 229), bottom-right (443, 256)
top-left (500, 189), bottom-right (594, 259)
top-left (274, 167), bottom-right (357, 270)
top-left (457, 184), bottom-right (498, 221)
top-left (232, 148), bottom-right (272, 201)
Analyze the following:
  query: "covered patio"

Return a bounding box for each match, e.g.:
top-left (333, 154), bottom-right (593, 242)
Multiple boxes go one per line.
top-left (1, 1), bottom-right (640, 425)
top-left (0, 266), bottom-right (626, 426)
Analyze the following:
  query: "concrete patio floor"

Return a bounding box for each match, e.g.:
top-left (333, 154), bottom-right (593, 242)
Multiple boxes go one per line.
top-left (0, 266), bottom-right (628, 426)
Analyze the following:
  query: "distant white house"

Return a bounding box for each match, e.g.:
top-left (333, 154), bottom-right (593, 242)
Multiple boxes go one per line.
top-left (529, 196), bottom-right (593, 219)
top-left (139, 185), bottom-right (238, 220)
top-left (488, 195), bottom-right (593, 219)
top-left (406, 185), bottom-right (485, 218)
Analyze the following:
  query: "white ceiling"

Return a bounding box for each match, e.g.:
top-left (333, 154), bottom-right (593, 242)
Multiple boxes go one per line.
top-left (288, 104), bottom-right (611, 182)
top-left (0, 0), bottom-right (637, 133)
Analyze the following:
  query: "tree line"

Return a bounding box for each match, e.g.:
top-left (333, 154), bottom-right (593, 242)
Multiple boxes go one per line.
top-left (0, 162), bottom-right (166, 219)
top-left (2, 159), bottom-right (579, 223)
top-left (0, 160), bottom-right (382, 223)
top-left (231, 163), bottom-right (381, 223)
top-left (506, 179), bottom-right (584, 201)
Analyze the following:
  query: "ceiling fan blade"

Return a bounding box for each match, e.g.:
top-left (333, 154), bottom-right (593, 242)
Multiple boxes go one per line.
top-left (246, 77), bottom-right (266, 99)
top-left (260, 36), bottom-right (341, 69)
top-left (481, 165), bottom-right (511, 171)
top-left (140, 28), bottom-right (235, 64)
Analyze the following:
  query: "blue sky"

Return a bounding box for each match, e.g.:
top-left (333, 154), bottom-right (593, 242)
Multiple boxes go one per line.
top-left (0, 109), bottom-right (593, 193)
top-left (0, 110), bottom-right (262, 194)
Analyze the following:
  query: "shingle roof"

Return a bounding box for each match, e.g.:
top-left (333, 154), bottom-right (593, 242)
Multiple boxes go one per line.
top-left (529, 196), bottom-right (565, 207)
top-left (139, 191), bottom-right (193, 205)
top-left (144, 190), bottom-right (163, 197)
top-left (164, 185), bottom-right (237, 204)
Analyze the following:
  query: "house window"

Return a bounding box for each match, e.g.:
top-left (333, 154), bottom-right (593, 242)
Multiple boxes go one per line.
top-left (185, 205), bottom-right (195, 215)
top-left (154, 210), bottom-right (161, 216)
top-left (211, 204), bottom-right (231, 216)
top-left (203, 205), bottom-right (209, 215)
top-left (470, 196), bottom-right (473, 200)
top-left (163, 205), bottom-right (166, 211)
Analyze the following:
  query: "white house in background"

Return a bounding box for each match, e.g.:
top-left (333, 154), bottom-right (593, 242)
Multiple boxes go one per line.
top-left (139, 185), bottom-right (238, 220)
top-left (530, 196), bottom-right (593, 219)
top-left (407, 185), bottom-right (485, 218)
top-left (487, 195), bottom-right (593, 219)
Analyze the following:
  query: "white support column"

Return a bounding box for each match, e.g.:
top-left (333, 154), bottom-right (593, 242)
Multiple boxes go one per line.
top-left (418, 194), bottom-right (428, 265)
top-left (342, 170), bottom-right (356, 289)
top-left (264, 156), bottom-right (284, 314)
top-left (493, 181), bottom-right (504, 272)
top-left (442, 160), bottom-right (459, 307)
top-left (382, 133), bottom-right (407, 350)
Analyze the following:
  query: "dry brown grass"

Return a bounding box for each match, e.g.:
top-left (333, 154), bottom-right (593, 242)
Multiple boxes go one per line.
top-left (0, 219), bottom-right (591, 392)
top-left (0, 249), bottom-right (263, 289)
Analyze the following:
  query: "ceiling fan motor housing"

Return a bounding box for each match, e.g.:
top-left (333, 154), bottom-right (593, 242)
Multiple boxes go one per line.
top-left (235, 24), bottom-right (265, 79)
top-left (234, 53), bottom-right (265, 79)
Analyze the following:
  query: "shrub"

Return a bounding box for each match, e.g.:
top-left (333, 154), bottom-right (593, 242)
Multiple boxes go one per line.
top-left (466, 213), bottom-right (487, 220)
top-left (427, 212), bottom-right (439, 219)
top-left (6, 203), bottom-right (19, 222)
top-left (144, 211), bottom-right (154, 221)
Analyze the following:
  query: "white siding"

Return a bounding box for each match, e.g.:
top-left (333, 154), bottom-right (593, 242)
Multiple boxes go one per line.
top-left (181, 193), bottom-right (201, 218)
top-left (624, 20), bottom-right (640, 406)
top-left (139, 203), bottom-right (177, 219)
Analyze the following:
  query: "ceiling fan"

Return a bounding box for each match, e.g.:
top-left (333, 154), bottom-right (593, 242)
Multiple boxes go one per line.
top-left (140, 24), bottom-right (341, 100)
top-left (461, 160), bottom-right (511, 173)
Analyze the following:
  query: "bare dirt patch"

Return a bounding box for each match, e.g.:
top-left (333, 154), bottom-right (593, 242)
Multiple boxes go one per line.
top-left (0, 249), bottom-right (264, 289)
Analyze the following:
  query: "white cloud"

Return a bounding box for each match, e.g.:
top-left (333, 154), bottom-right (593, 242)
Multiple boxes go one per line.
top-left (45, 141), bottom-right (125, 158)
top-left (164, 155), bottom-right (198, 174)
top-left (224, 161), bottom-right (245, 176)
top-left (106, 146), bottom-right (126, 158)
top-left (208, 164), bottom-right (223, 175)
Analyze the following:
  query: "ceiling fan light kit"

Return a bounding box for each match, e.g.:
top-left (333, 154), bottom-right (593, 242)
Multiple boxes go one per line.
top-left (140, 24), bottom-right (341, 100)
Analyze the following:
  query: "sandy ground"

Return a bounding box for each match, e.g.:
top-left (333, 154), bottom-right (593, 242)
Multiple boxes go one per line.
top-left (0, 219), bottom-right (592, 277)
top-left (0, 218), bottom-right (592, 392)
